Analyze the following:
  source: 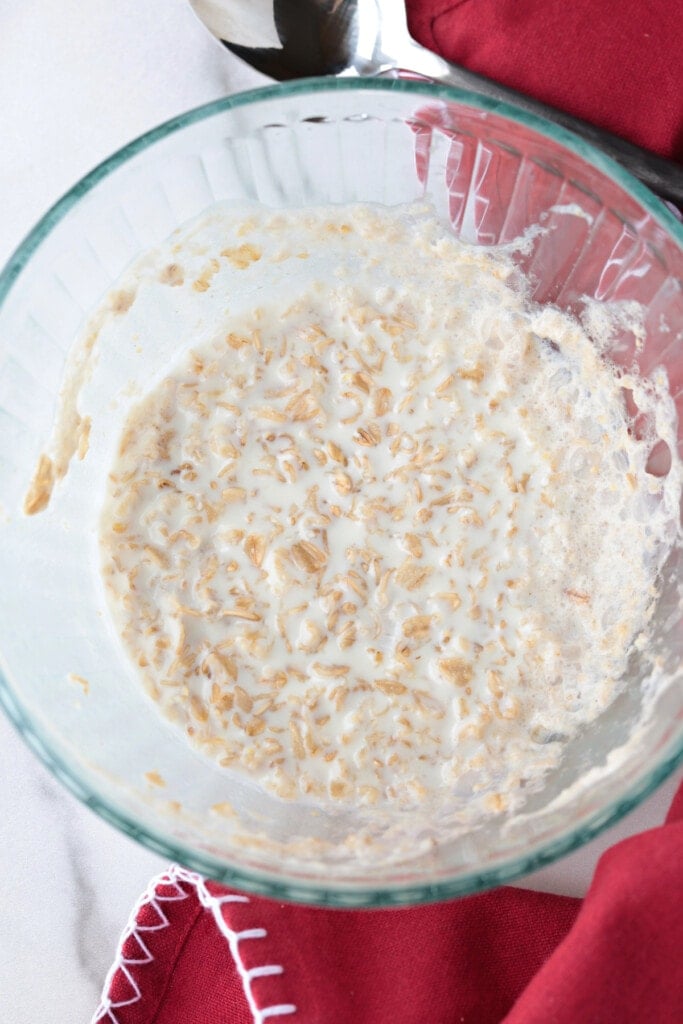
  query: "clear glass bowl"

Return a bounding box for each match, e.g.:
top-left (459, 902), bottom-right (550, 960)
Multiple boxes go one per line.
top-left (0, 79), bottom-right (681, 906)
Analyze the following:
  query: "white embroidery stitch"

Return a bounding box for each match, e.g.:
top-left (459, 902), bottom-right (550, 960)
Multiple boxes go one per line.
top-left (90, 865), bottom-right (297, 1024)
top-left (188, 871), bottom-right (296, 1023)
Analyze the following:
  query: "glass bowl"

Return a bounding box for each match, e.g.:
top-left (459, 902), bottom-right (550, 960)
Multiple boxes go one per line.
top-left (0, 79), bottom-right (681, 907)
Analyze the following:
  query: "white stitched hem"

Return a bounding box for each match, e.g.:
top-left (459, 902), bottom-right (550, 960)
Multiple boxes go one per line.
top-left (91, 865), bottom-right (296, 1024)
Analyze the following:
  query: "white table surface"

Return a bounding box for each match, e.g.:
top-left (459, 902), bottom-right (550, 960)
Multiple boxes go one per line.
top-left (0, 3), bottom-right (680, 1021)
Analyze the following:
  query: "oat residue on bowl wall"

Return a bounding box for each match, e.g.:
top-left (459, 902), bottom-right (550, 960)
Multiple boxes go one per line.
top-left (72, 201), bottom-right (681, 821)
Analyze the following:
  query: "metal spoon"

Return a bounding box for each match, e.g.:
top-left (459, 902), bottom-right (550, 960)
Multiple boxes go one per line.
top-left (190, 0), bottom-right (683, 206)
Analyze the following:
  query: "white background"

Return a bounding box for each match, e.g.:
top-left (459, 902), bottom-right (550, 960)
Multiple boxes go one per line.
top-left (0, 2), bottom-right (680, 1021)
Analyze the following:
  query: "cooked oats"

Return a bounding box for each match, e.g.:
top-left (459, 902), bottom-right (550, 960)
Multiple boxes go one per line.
top-left (97, 202), bottom-right (681, 814)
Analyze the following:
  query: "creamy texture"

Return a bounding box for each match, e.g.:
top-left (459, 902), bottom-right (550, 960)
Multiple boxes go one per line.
top-left (98, 202), bottom-right (681, 818)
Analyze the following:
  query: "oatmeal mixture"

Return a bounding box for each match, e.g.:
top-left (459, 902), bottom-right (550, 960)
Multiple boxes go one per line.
top-left (97, 203), bottom-right (680, 813)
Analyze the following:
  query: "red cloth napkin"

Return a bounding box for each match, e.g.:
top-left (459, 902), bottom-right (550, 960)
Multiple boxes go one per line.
top-left (405, 0), bottom-right (683, 162)
top-left (94, 784), bottom-right (682, 1023)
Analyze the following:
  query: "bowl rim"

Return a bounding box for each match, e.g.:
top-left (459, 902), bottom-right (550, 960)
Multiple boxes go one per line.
top-left (1, 76), bottom-right (681, 907)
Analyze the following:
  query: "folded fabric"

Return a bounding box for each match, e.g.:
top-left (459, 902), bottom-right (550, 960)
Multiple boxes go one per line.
top-left (93, 782), bottom-right (682, 1024)
top-left (405, 0), bottom-right (683, 161)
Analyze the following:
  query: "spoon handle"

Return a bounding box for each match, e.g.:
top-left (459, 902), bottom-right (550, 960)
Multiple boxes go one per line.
top-left (396, 43), bottom-right (683, 208)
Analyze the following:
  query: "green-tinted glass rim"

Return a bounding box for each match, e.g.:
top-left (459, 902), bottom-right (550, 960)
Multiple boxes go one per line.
top-left (0, 77), bottom-right (681, 906)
